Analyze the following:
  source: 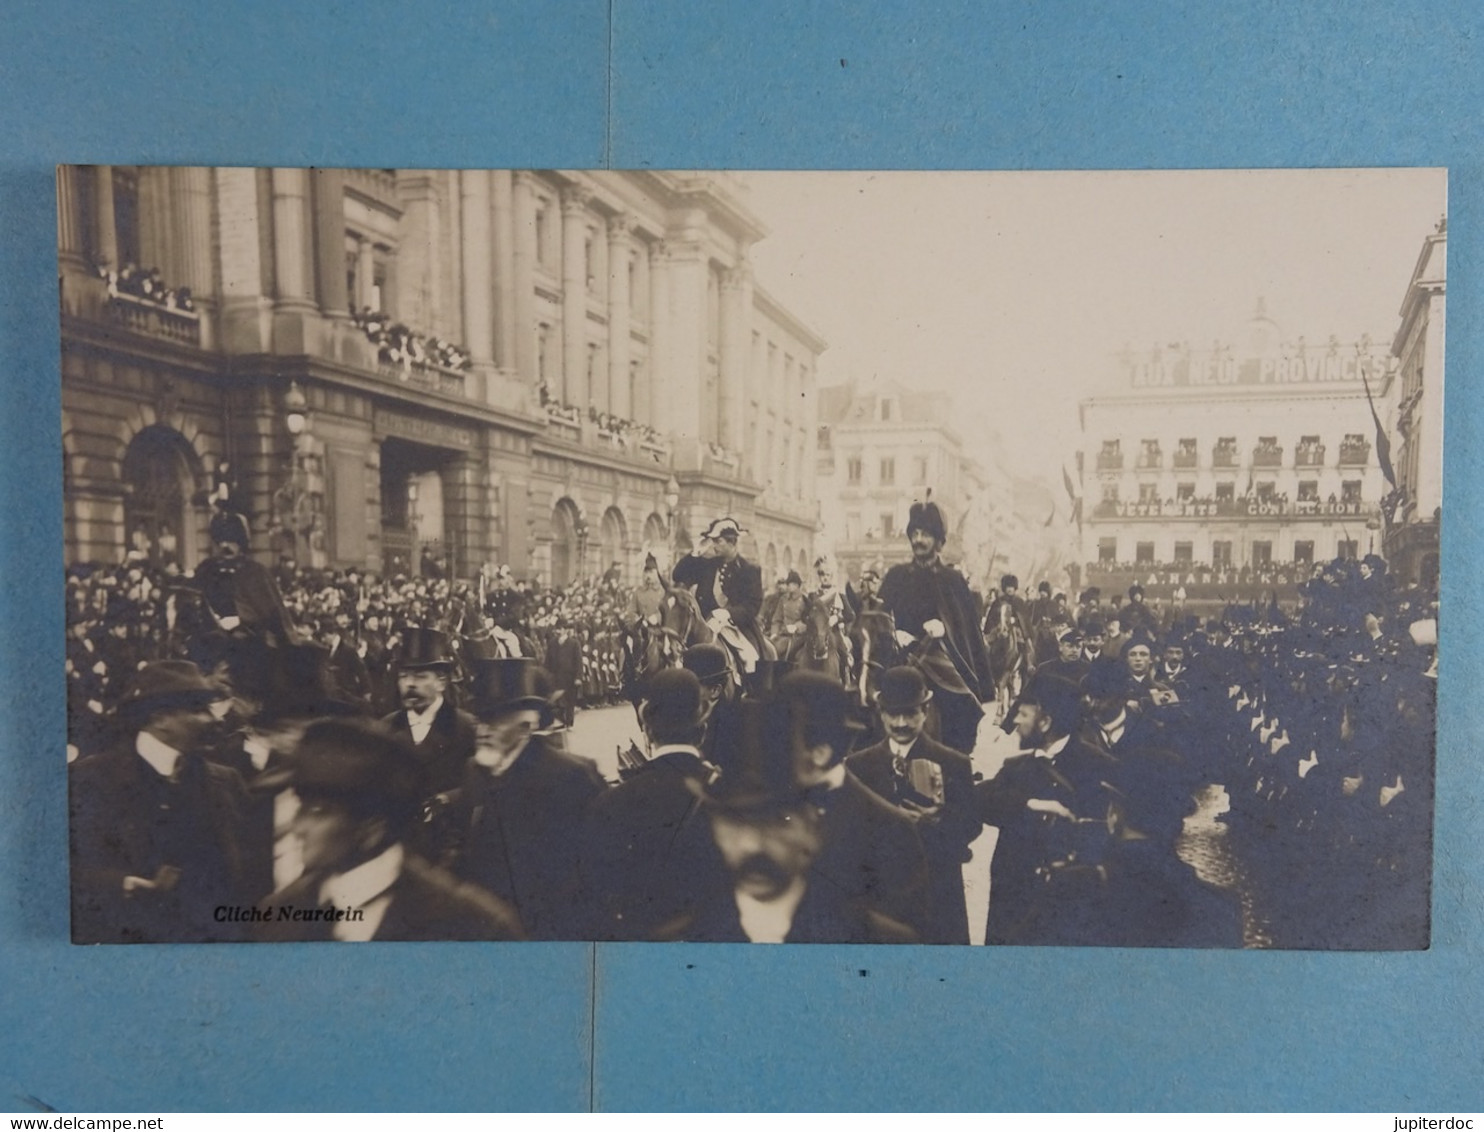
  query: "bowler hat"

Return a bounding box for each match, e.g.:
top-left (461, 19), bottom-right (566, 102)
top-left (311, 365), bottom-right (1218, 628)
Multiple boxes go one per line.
top-left (874, 666), bottom-right (933, 713)
top-left (116, 660), bottom-right (221, 723)
top-left (396, 626), bottom-right (455, 669)
top-left (905, 500), bottom-right (947, 543)
top-left (682, 642), bottom-right (731, 687)
top-left (638, 667), bottom-right (705, 735)
top-left (290, 717), bottom-right (425, 823)
top-left (468, 658), bottom-right (551, 721)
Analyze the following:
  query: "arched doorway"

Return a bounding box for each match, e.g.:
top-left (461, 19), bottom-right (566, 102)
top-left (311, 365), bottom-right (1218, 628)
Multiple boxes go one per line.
top-left (599, 506), bottom-right (627, 584)
top-left (642, 512), bottom-right (668, 568)
top-left (122, 425), bottom-right (196, 569)
top-left (549, 498), bottom-right (580, 588)
top-left (765, 542), bottom-right (778, 581)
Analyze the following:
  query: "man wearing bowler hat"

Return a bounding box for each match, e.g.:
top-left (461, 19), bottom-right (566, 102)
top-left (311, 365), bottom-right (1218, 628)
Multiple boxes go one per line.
top-left (683, 642), bottom-right (742, 773)
top-left (69, 660), bottom-right (256, 943)
top-left (382, 626), bottom-right (476, 796)
top-left (257, 718), bottom-right (524, 941)
top-left (877, 498), bottom-right (994, 754)
top-left (773, 670), bottom-right (931, 942)
top-left (583, 667), bottom-right (720, 940)
top-left (847, 666), bottom-right (980, 943)
top-left (426, 658), bottom-right (608, 940)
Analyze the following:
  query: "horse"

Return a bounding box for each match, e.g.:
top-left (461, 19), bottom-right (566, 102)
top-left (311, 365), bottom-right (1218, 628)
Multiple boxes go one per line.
top-left (620, 585), bottom-right (715, 696)
top-left (984, 598), bottom-right (1035, 723)
top-left (793, 592), bottom-right (851, 684)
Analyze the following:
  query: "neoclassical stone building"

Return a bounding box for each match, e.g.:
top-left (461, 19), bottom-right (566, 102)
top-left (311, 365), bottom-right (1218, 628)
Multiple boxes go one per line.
top-left (58, 168), bottom-right (823, 583)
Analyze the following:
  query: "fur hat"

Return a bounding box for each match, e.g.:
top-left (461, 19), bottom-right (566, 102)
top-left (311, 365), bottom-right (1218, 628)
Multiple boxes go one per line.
top-left (905, 500), bottom-right (947, 543)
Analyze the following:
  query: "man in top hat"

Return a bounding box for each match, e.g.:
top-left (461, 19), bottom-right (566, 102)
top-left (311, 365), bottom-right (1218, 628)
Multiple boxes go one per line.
top-left (766, 570), bottom-right (809, 661)
top-left (769, 670), bottom-right (930, 941)
top-left (194, 507), bottom-right (296, 646)
top-left (583, 667), bottom-right (721, 940)
top-left (256, 718), bottom-right (524, 941)
top-left (671, 516), bottom-right (768, 675)
top-left (877, 498), bottom-right (994, 754)
top-left (69, 660), bottom-right (257, 943)
top-left (846, 666), bottom-right (980, 943)
top-left (977, 672), bottom-right (1117, 946)
top-left (426, 659), bottom-right (608, 941)
top-left (381, 627), bottom-right (476, 797)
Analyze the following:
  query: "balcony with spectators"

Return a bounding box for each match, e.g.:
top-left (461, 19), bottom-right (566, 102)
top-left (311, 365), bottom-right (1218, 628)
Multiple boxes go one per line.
top-left (1251, 437), bottom-right (1284, 468)
top-left (1338, 434), bottom-right (1371, 467)
top-left (1096, 440), bottom-right (1124, 471)
top-left (1294, 437), bottom-right (1326, 468)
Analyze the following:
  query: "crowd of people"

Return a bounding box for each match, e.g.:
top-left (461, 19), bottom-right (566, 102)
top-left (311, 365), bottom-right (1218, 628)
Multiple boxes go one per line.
top-left (65, 502), bottom-right (1437, 949)
top-left (350, 306), bottom-right (472, 373)
top-left (95, 260), bottom-right (195, 312)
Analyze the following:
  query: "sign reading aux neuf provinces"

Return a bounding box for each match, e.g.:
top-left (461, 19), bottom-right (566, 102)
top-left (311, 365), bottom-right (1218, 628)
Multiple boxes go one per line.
top-left (1126, 348), bottom-right (1386, 389)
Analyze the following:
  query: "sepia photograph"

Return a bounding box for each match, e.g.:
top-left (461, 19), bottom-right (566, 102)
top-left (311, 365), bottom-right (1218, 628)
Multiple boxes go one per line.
top-left (59, 166), bottom-right (1442, 948)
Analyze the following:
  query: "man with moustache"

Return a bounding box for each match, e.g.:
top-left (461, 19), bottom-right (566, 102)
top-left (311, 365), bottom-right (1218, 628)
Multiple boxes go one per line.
top-left (847, 666), bottom-right (980, 943)
top-left (671, 517), bottom-right (769, 677)
top-left (381, 627), bottom-right (476, 797)
top-left (877, 499), bottom-right (994, 753)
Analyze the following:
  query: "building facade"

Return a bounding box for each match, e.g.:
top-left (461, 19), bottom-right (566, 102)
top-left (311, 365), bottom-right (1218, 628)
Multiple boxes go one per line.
top-left (1384, 220), bottom-right (1446, 587)
top-left (58, 168), bottom-right (822, 584)
top-left (1077, 304), bottom-right (1397, 576)
top-left (815, 378), bottom-right (994, 581)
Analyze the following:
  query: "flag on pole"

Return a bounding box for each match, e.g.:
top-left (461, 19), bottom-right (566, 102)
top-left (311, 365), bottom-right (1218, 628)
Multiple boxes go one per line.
top-left (1362, 371), bottom-right (1397, 487)
top-left (1062, 464), bottom-right (1078, 504)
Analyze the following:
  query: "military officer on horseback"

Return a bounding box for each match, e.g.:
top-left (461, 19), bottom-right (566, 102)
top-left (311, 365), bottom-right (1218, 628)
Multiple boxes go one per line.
top-left (877, 499), bottom-right (994, 754)
top-left (671, 517), bottom-right (771, 678)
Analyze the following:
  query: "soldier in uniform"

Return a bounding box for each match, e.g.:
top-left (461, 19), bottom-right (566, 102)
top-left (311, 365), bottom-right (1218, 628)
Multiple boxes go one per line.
top-left (671, 517), bottom-right (769, 677)
top-left (877, 499), bottom-right (994, 754)
top-left (766, 571), bottom-right (809, 661)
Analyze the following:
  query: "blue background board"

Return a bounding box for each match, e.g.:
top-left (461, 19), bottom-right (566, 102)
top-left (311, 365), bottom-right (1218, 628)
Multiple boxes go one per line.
top-left (0, 0), bottom-right (605, 1113)
top-left (0, 0), bottom-right (1480, 1113)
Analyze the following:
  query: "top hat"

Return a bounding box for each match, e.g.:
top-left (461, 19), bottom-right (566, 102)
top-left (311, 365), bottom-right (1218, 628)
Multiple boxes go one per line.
top-left (467, 658), bottom-right (551, 722)
top-left (395, 626), bottom-right (455, 669)
top-left (693, 697), bottom-right (808, 815)
top-left (905, 500), bottom-right (947, 543)
top-left (874, 666), bottom-right (933, 713)
top-left (775, 670), bottom-right (865, 754)
top-left (116, 660), bottom-right (222, 723)
top-left (700, 517), bottom-right (747, 541)
top-left (682, 642), bottom-right (732, 687)
top-left (1081, 657), bottom-right (1129, 700)
top-left (289, 717), bottom-right (426, 825)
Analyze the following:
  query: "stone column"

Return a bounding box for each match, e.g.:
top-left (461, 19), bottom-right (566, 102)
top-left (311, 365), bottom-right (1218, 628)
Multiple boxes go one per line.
top-left (606, 213), bottom-right (633, 418)
top-left (170, 167), bottom-right (214, 296)
top-left (720, 256), bottom-right (753, 456)
top-left (56, 166), bottom-right (87, 271)
top-left (91, 166), bottom-right (118, 267)
top-left (490, 170), bottom-right (517, 372)
top-left (271, 167), bottom-right (318, 352)
top-left (663, 214), bottom-right (709, 462)
top-left (647, 239), bottom-right (672, 433)
top-left (459, 169), bottom-right (495, 368)
top-left (511, 172), bottom-right (537, 388)
top-left (560, 185), bottom-right (591, 406)
top-left (354, 237), bottom-right (374, 312)
top-left (216, 167), bottom-right (271, 352)
top-left (136, 166), bottom-right (173, 277)
top-left (310, 168), bottom-right (348, 319)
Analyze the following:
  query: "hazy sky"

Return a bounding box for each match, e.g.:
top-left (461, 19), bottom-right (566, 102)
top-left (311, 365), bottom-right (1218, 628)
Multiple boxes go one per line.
top-left (736, 168), bottom-right (1446, 487)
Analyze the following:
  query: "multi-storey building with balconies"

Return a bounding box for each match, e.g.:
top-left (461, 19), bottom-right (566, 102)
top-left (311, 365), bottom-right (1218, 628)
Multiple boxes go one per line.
top-left (58, 167), bottom-right (822, 584)
top-left (1077, 302), bottom-right (1397, 578)
top-left (815, 378), bottom-right (994, 583)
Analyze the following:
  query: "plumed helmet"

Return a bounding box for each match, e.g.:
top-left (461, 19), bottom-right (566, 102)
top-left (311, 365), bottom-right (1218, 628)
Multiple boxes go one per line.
top-left (905, 500), bottom-right (947, 544)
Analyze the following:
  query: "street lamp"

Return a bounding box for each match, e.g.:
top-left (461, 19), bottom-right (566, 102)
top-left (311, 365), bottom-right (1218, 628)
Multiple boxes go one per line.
top-left (663, 474), bottom-right (680, 564)
top-left (274, 380), bottom-right (322, 569)
top-left (284, 380), bottom-right (308, 438)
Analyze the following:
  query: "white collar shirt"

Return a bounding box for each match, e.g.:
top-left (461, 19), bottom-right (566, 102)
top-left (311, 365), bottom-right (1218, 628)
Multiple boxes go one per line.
top-left (319, 843), bottom-right (404, 943)
top-left (406, 697), bottom-right (445, 745)
top-left (136, 731), bottom-right (183, 780)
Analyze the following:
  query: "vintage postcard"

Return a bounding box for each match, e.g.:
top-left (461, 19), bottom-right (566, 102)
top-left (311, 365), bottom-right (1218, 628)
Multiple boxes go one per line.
top-left (59, 167), bottom-right (1441, 948)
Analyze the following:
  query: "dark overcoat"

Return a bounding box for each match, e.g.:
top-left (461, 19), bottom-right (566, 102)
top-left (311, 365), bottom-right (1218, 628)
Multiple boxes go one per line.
top-left (382, 699), bottom-right (477, 798)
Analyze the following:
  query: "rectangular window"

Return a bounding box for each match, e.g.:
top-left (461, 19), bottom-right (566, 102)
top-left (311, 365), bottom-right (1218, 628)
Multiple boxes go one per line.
top-left (1338, 539), bottom-right (1358, 560)
top-left (1173, 541), bottom-right (1193, 564)
top-left (1298, 480), bottom-right (1319, 502)
top-left (1341, 480), bottom-right (1362, 504)
top-left (1135, 541), bottom-right (1155, 565)
top-left (879, 457), bottom-right (895, 486)
top-left (880, 513), bottom-right (895, 539)
top-left (913, 456), bottom-right (929, 485)
top-left (1293, 540), bottom-right (1315, 565)
top-left (1176, 482), bottom-right (1195, 501)
top-left (1098, 538), bottom-right (1117, 564)
top-left (1215, 482), bottom-right (1235, 502)
top-left (1256, 481), bottom-right (1276, 502)
top-left (1212, 541), bottom-right (1233, 568)
top-left (1101, 483), bottom-right (1120, 504)
top-left (1138, 483), bottom-right (1159, 503)
top-left (1252, 541), bottom-right (1273, 568)
top-left (845, 512), bottom-right (862, 541)
top-left (847, 456), bottom-right (862, 486)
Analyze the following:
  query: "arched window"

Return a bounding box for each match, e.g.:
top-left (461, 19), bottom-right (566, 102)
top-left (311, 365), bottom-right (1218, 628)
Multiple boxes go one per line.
top-left (549, 498), bottom-right (580, 588)
top-left (122, 425), bottom-right (194, 568)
